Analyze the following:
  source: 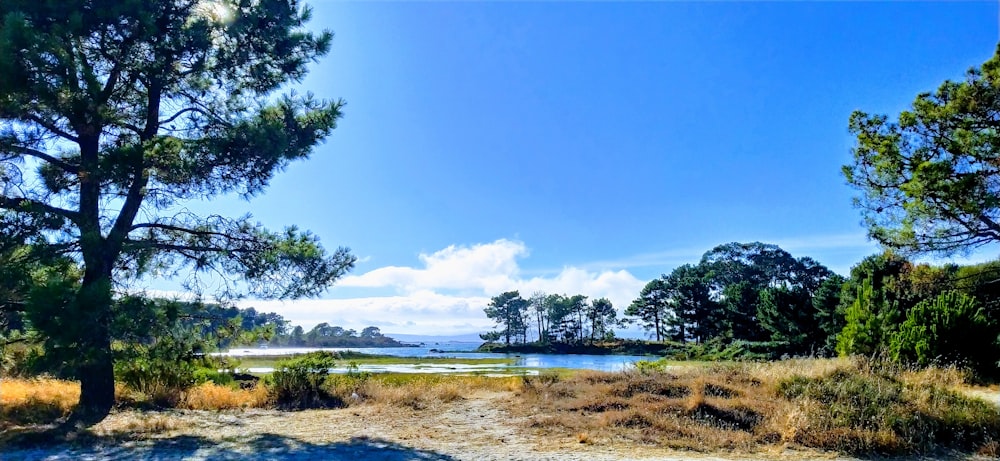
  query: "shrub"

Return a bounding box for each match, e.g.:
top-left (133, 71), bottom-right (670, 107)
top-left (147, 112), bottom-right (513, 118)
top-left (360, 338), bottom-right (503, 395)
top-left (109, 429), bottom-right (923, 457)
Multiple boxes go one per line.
top-left (113, 342), bottom-right (198, 407)
top-left (777, 364), bottom-right (1000, 454)
top-left (182, 382), bottom-right (270, 410)
top-left (266, 351), bottom-right (340, 409)
top-left (889, 291), bottom-right (999, 378)
top-left (193, 367), bottom-right (235, 386)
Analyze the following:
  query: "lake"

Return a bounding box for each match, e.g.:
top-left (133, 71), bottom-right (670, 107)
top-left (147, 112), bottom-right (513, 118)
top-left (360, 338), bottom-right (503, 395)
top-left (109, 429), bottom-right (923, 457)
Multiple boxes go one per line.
top-left (221, 341), bottom-right (656, 375)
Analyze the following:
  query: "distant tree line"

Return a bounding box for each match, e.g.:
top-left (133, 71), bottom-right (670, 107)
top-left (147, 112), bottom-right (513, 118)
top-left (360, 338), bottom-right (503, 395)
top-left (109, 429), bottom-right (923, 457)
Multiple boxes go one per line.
top-left (170, 303), bottom-right (405, 348)
top-left (481, 291), bottom-right (617, 345)
top-left (482, 242), bottom-right (1000, 377)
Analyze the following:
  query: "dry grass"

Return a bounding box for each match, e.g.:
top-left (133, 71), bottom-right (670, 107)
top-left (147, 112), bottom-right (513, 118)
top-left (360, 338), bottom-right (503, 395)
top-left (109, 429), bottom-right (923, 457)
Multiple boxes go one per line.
top-left (88, 411), bottom-right (191, 439)
top-left (353, 375), bottom-right (521, 410)
top-left (514, 358), bottom-right (1000, 456)
top-left (0, 378), bottom-right (79, 426)
top-left (181, 382), bottom-right (271, 410)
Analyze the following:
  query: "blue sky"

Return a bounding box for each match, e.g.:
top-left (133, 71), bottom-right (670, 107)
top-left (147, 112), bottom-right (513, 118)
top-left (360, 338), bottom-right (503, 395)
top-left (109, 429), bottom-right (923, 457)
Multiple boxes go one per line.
top-left (159, 1), bottom-right (1000, 337)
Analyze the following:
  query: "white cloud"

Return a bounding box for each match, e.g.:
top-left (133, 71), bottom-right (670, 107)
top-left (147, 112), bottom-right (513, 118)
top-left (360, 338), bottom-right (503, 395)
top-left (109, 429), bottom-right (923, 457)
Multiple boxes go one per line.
top-left (238, 292), bottom-right (494, 336)
top-left (250, 239), bottom-right (646, 336)
top-left (339, 239), bottom-right (528, 293)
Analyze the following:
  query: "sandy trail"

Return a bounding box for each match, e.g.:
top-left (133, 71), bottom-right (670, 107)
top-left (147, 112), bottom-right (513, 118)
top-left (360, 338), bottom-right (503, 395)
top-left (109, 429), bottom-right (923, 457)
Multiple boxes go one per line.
top-left (0, 391), bottom-right (870, 460)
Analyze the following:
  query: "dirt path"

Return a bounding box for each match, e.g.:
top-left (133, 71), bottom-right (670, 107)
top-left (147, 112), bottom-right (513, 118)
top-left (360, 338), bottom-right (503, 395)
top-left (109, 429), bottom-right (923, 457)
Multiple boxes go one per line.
top-left (0, 391), bottom-right (871, 460)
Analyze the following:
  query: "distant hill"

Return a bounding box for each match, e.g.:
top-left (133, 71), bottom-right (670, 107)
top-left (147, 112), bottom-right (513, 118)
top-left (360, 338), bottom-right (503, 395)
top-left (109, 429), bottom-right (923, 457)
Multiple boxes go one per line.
top-left (388, 333), bottom-right (484, 344)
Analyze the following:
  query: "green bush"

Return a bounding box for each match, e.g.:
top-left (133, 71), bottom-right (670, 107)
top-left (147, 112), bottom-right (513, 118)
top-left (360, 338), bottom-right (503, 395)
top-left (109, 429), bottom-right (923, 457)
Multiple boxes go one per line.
top-left (193, 367), bottom-right (235, 386)
top-left (267, 351), bottom-right (341, 409)
top-left (113, 340), bottom-right (198, 406)
top-left (889, 291), bottom-right (999, 378)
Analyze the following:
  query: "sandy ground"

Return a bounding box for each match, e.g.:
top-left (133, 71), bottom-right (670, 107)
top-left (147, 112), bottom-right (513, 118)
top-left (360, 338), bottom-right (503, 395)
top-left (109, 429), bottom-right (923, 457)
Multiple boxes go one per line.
top-left (4, 389), bottom-right (992, 461)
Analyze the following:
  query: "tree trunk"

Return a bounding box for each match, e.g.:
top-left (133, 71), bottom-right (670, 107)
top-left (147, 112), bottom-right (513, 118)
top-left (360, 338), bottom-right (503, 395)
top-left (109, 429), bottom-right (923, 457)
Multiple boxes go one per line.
top-left (71, 264), bottom-right (115, 426)
top-left (654, 311), bottom-right (661, 342)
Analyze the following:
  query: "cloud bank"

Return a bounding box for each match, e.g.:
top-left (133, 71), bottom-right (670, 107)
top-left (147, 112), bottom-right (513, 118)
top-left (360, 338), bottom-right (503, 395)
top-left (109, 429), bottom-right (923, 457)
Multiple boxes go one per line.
top-left (242, 239), bottom-right (646, 336)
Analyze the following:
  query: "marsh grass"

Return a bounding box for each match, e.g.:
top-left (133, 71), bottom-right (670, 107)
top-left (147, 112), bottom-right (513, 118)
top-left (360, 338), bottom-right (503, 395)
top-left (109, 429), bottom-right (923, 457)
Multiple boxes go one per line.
top-left (515, 358), bottom-right (1000, 456)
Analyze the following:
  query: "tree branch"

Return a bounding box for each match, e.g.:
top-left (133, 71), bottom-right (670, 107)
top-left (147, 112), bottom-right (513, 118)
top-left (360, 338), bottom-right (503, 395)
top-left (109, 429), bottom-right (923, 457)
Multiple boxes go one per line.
top-left (5, 145), bottom-right (80, 173)
top-left (129, 222), bottom-right (255, 242)
top-left (0, 195), bottom-right (80, 223)
top-left (159, 106), bottom-right (219, 126)
top-left (122, 239), bottom-right (248, 254)
top-left (24, 115), bottom-right (79, 143)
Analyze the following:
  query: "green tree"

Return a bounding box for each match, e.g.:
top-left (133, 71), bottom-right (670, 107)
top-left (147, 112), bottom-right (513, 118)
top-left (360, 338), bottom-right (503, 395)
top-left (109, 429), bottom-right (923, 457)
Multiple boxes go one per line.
top-left (288, 325), bottom-right (305, 347)
top-left (757, 285), bottom-right (815, 352)
top-left (812, 274), bottom-right (846, 355)
top-left (661, 264), bottom-right (721, 343)
top-left (484, 291), bottom-right (528, 345)
top-left (544, 294), bottom-right (571, 342)
top-left (700, 242), bottom-right (802, 341)
top-left (586, 297), bottom-right (616, 341)
top-left (360, 326), bottom-right (382, 339)
top-left (479, 331), bottom-right (501, 343)
top-left (528, 291), bottom-right (548, 343)
top-left (625, 279), bottom-right (670, 341)
top-left (0, 0), bottom-right (355, 423)
top-left (844, 45), bottom-right (1000, 254)
top-left (837, 278), bottom-right (883, 356)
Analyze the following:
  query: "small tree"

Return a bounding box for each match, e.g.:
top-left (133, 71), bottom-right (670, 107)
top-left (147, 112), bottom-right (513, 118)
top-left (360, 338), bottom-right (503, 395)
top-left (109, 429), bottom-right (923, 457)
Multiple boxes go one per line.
top-left (484, 291), bottom-right (528, 345)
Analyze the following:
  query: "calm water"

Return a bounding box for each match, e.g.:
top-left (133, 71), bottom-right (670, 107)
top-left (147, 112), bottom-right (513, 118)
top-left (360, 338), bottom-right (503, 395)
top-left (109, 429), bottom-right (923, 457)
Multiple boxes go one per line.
top-left (221, 341), bottom-right (655, 374)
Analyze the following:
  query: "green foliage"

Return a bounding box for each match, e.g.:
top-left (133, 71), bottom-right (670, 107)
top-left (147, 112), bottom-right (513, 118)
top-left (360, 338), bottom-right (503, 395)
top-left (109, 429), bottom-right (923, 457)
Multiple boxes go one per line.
top-left (757, 286), bottom-right (816, 350)
top-left (586, 297), bottom-right (617, 341)
top-left (484, 291), bottom-right (529, 345)
top-left (812, 274), bottom-right (847, 355)
top-left (661, 264), bottom-right (722, 343)
top-left (193, 367), bottom-right (235, 386)
top-left (844, 44), bottom-right (1000, 254)
top-left (890, 291), bottom-right (998, 376)
top-left (479, 331), bottom-right (501, 343)
top-left (625, 279), bottom-right (670, 341)
top-left (837, 278), bottom-right (882, 356)
top-left (267, 351), bottom-right (340, 410)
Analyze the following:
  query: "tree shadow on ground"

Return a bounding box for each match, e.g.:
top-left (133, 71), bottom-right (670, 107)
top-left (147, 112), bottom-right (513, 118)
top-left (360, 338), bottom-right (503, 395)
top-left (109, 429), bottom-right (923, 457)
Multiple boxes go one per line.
top-left (1, 431), bottom-right (460, 460)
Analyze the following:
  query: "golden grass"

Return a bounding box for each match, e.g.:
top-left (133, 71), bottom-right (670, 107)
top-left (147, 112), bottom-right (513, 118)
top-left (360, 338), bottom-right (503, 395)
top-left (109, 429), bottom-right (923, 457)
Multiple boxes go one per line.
top-left (0, 378), bottom-right (79, 425)
top-left (513, 358), bottom-right (1000, 456)
top-left (181, 382), bottom-right (270, 410)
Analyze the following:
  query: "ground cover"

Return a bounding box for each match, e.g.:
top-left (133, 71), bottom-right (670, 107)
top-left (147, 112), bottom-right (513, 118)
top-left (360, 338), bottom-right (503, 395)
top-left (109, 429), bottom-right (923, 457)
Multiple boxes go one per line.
top-left (2, 358), bottom-right (997, 459)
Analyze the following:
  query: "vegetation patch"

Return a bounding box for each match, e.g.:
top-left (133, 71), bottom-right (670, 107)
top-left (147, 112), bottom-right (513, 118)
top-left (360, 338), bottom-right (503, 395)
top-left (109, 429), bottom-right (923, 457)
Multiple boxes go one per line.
top-left (0, 378), bottom-right (79, 427)
top-left (514, 358), bottom-right (1000, 456)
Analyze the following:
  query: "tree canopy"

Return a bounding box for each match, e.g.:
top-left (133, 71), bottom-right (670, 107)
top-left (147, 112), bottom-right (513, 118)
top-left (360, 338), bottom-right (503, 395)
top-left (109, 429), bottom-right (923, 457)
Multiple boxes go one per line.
top-left (0, 0), bottom-right (354, 424)
top-left (844, 45), bottom-right (1000, 255)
